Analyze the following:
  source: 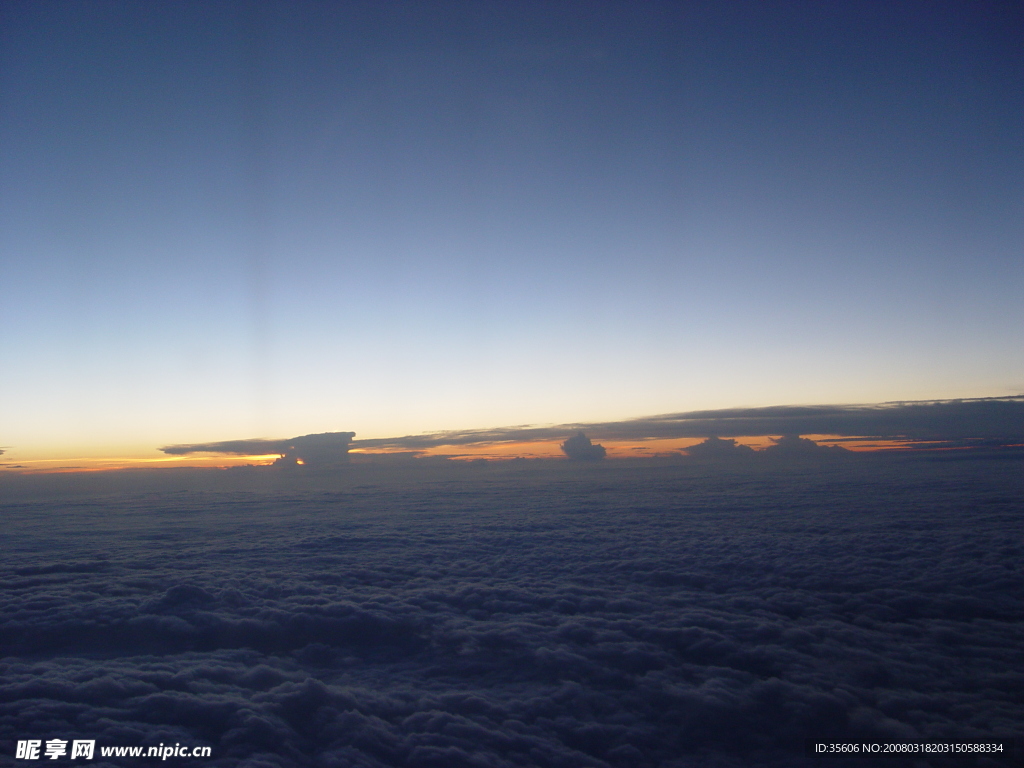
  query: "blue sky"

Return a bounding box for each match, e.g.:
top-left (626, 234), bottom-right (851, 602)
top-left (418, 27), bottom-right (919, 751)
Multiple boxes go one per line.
top-left (1, 1), bottom-right (1022, 461)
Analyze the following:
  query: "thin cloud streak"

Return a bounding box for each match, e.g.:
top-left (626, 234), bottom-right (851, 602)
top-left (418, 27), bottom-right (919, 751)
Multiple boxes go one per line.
top-left (160, 438), bottom-right (287, 456)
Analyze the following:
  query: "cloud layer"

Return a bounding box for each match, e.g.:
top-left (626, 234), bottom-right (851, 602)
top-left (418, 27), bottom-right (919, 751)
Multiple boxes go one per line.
top-left (348, 397), bottom-right (1024, 454)
top-left (762, 434), bottom-right (850, 458)
top-left (2, 458), bottom-right (1022, 765)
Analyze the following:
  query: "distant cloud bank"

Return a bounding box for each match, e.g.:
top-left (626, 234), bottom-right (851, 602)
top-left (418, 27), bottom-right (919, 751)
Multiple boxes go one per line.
top-left (762, 434), bottom-right (850, 457)
top-left (158, 397), bottom-right (1024, 463)
top-left (685, 436), bottom-right (755, 459)
top-left (351, 396), bottom-right (1024, 452)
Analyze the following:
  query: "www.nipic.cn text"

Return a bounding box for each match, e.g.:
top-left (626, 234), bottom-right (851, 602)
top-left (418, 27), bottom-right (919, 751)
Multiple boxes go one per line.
top-left (16, 740), bottom-right (212, 760)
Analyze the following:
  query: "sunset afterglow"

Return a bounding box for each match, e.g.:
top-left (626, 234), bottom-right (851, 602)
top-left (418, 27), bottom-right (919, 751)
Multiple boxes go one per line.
top-left (2, 5), bottom-right (1022, 764)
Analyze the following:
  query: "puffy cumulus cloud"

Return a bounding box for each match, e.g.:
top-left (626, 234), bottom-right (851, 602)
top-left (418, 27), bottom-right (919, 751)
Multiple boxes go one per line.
top-left (560, 432), bottom-right (606, 461)
top-left (2, 459), bottom-right (1022, 765)
top-left (685, 436), bottom-right (756, 460)
top-left (161, 432), bottom-right (355, 467)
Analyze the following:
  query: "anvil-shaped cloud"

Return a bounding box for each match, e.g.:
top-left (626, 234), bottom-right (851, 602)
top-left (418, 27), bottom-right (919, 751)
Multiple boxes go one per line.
top-left (160, 432), bottom-right (355, 466)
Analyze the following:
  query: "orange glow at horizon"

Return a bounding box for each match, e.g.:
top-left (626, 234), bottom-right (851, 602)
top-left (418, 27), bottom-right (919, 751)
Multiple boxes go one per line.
top-left (345, 435), bottom-right (933, 459)
top-left (0, 435), bottom-right (963, 475)
top-left (797, 435), bottom-right (924, 452)
top-left (2, 454), bottom-right (282, 474)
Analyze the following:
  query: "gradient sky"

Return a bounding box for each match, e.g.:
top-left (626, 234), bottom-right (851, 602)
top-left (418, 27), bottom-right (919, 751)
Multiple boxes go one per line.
top-left (1, 0), bottom-right (1022, 462)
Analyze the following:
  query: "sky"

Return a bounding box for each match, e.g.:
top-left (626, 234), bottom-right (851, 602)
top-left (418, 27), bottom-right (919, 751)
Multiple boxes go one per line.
top-left (1, 0), bottom-right (1022, 464)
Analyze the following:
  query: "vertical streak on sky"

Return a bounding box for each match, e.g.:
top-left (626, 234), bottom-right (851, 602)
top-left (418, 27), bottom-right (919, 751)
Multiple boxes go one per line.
top-left (241, 0), bottom-right (273, 432)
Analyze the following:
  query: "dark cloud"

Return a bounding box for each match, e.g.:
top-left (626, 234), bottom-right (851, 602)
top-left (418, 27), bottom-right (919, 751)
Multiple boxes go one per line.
top-left (348, 397), bottom-right (1024, 454)
top-left (685, 436), bottom-right (756, 460)
top-left (2, 459), bottom-right (1021, 766)
top-left (560, 432), bottom-right (606, 461)
top-left (160, 438), bottom-right (285, 456)
top-left (762, 434), bottom-right (850, 458)
top-left (275, 432), bottom-right (357, 467)
top-left (161, 432), bottom-right (356, 467)
top-left (624, 397), bottom-right (1024, 443)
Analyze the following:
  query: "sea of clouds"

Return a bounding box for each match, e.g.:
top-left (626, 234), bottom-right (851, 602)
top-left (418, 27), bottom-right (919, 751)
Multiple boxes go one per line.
top-left (1, 457), bottom-right (1022, 767)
